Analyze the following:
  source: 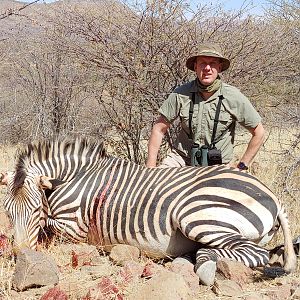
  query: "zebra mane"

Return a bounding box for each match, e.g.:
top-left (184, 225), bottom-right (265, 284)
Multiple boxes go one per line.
top-left (13, 136), bottom-right (107, 193)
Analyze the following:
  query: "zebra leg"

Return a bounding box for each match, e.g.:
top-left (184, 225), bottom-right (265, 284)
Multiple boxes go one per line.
top-left (172, 252), bottom-right (196, 265)
top-left (42, 217), bottom-right (74, 241)
top-left (194, 234), bottom-right (270, 285)
top-left (194, 249), bottom-right (218, 286)
top-left (44, 216), bottom-right (88, 243)
top-left (37, 224), bottom-right (56, 247)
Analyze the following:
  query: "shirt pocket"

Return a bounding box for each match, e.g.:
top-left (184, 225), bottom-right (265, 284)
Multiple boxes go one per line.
top-left (207, 108), bottom-right (232, 135)
top-left (179, 101), bottom-right (199, 134)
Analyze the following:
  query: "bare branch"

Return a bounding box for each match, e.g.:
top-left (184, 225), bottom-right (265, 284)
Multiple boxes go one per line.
top-left (0, 0), bottom-right (40, 20)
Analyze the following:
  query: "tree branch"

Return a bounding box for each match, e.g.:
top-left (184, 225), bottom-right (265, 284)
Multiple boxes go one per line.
top-left (0, 0), bottom-right (40, 20)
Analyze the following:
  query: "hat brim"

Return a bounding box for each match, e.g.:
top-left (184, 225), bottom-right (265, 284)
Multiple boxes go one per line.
top-left (186, 55), bottom-right (230, 72)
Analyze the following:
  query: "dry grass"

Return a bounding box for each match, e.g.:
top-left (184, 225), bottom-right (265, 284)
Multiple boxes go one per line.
top-left (0, 128), bottom-right (299, 299)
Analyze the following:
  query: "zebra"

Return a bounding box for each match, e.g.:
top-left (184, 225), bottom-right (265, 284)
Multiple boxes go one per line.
top-left (0, 137), bottom-right (297, 285)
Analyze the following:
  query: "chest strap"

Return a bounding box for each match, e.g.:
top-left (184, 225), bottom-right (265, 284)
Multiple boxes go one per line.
top-left (211, 95), bottom-right (224, 147)
top-left (188, 92), bottom-right (195, 140)
top-left (188, 93), bottom-right (224, 145)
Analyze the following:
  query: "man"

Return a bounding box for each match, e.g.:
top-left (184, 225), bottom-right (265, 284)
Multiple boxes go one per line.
top-left (146, 43), bottom-right (265, 170)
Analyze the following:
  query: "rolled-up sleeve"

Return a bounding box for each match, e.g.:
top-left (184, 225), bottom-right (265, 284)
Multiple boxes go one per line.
top-left (222, 85), bottom-right (262, 129)
top-left (236, 95), bottom-right (261, 128)
top-left (158, 93), bottom-right (181, 123)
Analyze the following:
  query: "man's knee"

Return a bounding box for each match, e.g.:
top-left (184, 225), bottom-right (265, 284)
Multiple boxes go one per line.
top-left (158, 150), bottom-right (186, 168)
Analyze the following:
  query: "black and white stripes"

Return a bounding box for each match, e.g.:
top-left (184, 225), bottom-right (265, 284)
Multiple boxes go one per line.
top-left (2, 137), bottom-right (296, 285)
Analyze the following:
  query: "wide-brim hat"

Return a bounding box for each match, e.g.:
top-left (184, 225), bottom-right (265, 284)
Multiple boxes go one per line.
top-left (186, 43), bottom-right (230, 72)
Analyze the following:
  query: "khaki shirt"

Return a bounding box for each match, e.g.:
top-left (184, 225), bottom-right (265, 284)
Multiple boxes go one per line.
top-left (158, 80), bottom-right (261, 164)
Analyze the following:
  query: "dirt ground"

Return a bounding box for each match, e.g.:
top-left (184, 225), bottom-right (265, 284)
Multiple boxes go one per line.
top-left (1, 239), bottom-right (300, 300)
top-left (0, 244), bottom-right (300, 300)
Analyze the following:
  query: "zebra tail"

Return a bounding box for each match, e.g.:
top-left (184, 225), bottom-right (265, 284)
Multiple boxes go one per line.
top-left (278, 207), bottom-right (297, 273)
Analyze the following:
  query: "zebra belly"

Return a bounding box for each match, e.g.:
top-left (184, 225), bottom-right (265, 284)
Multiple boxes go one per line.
top-left (90, 226), bottom-right (199, 259)
top-left (165, 229), bottom-right (201, 257)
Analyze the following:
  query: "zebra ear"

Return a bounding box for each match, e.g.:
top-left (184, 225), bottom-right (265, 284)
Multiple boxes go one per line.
top-left (37, 175), bottom-right (65, 190)
top-left (38, 175), bottom-right (53, 190)
top-left (0, 172), bottom-right (8, 185)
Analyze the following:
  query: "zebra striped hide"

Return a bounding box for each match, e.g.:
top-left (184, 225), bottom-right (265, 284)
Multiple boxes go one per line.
top-left (1, 137), bottom-right (297, 285)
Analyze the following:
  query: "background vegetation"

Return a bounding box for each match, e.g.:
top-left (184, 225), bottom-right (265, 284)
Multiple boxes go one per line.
top-left (0, 0), bottom-right (298, 208)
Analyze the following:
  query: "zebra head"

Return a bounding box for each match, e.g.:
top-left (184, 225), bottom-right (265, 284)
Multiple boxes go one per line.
top-left (1, 171), bottom-right (50, 252)
top-left (1, 137), bottom-right (106, 252)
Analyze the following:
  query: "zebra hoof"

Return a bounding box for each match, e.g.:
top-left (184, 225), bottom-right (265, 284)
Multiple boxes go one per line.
top-left (173, 253), bottom-right (195, 265)
top-left (195, 260), bottom-right (217, 286)
top-left (264, 266), bottom-right (286, 278)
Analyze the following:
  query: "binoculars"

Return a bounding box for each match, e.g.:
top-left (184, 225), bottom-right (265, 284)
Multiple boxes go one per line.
top-left (191, 143), bottom-right (222, 167)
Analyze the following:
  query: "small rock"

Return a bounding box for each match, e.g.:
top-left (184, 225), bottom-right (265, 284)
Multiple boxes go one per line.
top-left (0, 233), bottom-right (12, 256)
top-left (12, 249), bottom-right (59, 291)
top-left (142, 261), bottom-right (165, 278)
top-left (57, 281), bottom-right (84, 299)
top-left (119, 261), bottom-right (144, 285)
top-left (59, 243), bottom-right (102, 268)
top-left (141, 262), bottom-right (154, 278)
top-left (109, 244), bottom-right (140, 265)
top-left (216, 258), bottom-right (254, 284)
top-left (84, 276), bottom-right (123, 300)
top-left (128, 269), bottom-right (193, 300)
top-left (40, 287), bottom-right (69, 300)
top-left (244, 292), bottom-right (265, 300)
top-left (168, 257), bottom-right (200, 293)
top-left (264, 284), bottom-right (291, 300)
top-left (212, 279), bottom-right (243, 297)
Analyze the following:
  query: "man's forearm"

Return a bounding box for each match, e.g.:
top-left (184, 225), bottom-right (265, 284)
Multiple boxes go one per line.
top-left (146, 115), bottom-right (171, 167)
top-left (240, 123), bottom-right (265, 166)
top-left (240, 135), bottom-right (264, 165)
top-left (146, 127), bottom-right (165, 167)
top-left (146, 136), bottom-right (163, 167)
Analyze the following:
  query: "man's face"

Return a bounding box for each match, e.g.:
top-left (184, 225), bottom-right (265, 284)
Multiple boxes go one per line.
top-left (194, 56), bottom-right (222, 86)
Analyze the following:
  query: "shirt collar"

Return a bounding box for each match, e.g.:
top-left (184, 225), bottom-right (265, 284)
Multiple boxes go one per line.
top-left (190, 79), bottom-right (223, 101)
